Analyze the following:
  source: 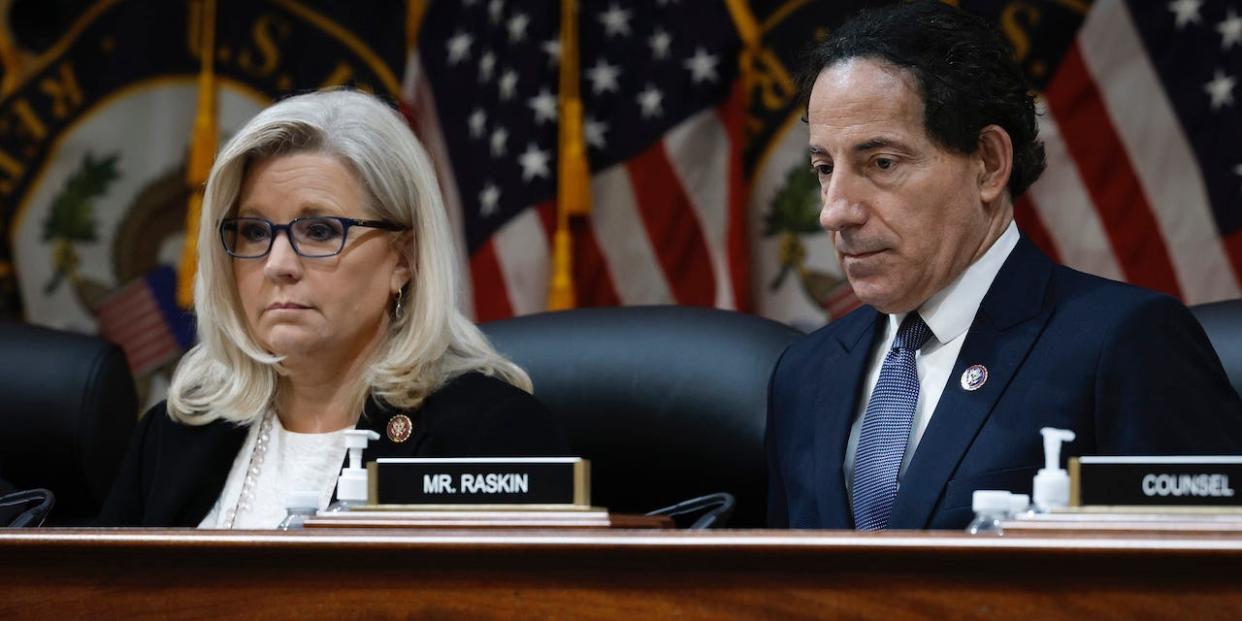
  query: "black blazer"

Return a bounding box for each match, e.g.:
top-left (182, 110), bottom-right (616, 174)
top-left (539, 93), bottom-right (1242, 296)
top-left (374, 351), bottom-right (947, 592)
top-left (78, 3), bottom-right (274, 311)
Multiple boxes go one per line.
top-left (97, 372), bottom-right (569, 526)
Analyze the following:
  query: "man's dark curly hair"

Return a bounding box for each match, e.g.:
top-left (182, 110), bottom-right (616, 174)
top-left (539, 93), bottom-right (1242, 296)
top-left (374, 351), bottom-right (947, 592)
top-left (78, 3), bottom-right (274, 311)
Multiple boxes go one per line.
top-left (800, 1), bottom-right (1046, 197)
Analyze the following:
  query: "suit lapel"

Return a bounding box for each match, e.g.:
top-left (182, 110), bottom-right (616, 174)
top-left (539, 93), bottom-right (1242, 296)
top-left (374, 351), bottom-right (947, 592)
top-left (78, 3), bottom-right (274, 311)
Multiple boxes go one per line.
top-left (360, 402), bottom-right (429, 460)
top-left (324, 401), bottom-right (431, 503)
top-left (161, 420), bottom-right (247, 527)
top-left (888, 237), bottom-right (1054, 529)
top-left (813, 308), bottom-right (884, 528)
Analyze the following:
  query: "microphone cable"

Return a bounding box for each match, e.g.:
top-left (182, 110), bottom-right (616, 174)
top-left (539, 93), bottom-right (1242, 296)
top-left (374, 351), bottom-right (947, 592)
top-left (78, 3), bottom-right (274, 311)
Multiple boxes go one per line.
top-left (0, 488), bottom-right (56, 528)
top-left (646, 492), bottom-right (735, 529)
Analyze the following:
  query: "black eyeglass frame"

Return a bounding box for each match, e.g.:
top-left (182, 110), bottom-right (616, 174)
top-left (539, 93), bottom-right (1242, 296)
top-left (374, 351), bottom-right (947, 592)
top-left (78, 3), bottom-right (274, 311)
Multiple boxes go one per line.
top-left (219, 216), bottom-right (409, 259)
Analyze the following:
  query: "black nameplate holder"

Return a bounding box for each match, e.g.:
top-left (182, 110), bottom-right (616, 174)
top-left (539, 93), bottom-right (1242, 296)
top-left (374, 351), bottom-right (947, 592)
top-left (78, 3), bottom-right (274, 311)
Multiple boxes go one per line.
top-left (368, 457), bottom-right (590, 508)
top-left (1070, 456), bottom-right (1242, 508)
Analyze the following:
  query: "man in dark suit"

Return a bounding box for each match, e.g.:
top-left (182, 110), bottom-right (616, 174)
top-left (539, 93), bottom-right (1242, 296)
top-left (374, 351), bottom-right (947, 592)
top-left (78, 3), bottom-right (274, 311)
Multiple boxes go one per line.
top-left (766, 1), bottom-right (1242, 530)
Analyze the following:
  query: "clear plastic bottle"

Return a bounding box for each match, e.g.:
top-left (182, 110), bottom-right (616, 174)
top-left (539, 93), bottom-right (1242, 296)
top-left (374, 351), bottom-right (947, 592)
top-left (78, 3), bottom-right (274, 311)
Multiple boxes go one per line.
top-left (277, 490), bottom-right (321, 530)
top-left (323, 498), bottom-right (366, 514)
top-left (1008, 493), bottom-right (1031, 519)
top-left (966, 490), bottom-right (1013, 535)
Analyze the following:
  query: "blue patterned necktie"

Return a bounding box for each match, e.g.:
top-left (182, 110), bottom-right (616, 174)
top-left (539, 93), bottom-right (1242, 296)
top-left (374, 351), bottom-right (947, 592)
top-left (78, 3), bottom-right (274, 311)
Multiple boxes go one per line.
top-left (851, 312), bottom-right (933, 531)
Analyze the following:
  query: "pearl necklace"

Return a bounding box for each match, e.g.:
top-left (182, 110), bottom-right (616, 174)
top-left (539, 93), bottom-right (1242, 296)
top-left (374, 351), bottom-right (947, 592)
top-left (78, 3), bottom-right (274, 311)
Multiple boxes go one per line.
top-left (222, 410), bottom-right (275, 529)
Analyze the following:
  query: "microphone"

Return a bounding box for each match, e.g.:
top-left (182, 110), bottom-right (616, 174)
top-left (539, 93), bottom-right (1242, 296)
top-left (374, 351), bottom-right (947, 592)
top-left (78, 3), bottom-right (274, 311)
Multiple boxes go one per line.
top-left (0, 488), bottom-right (56, 528)
top-left (646, 492), bottom-right (736, 529)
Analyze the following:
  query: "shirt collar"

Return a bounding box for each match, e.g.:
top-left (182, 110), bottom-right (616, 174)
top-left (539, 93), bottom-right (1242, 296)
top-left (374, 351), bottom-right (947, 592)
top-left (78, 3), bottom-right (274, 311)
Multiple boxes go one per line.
top-left (888, 220), bottom-right (1020, 346)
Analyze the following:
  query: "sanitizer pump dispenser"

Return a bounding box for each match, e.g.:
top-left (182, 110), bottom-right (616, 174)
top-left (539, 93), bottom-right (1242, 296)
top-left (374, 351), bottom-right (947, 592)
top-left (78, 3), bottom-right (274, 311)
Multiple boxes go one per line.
top-left (1033, 427), bottom-right (1076, 512)
top-left (330, 429), bottom-right (379, 512)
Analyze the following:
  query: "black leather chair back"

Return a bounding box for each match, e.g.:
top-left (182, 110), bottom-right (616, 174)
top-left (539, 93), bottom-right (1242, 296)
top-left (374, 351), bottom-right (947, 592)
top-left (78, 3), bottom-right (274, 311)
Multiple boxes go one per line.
top-left (0, 322), bottom-right (138, 524)
top-left (1191, 299), bottom-right (1242, 397)
top-left (482, 306), bottom-right (802, 527)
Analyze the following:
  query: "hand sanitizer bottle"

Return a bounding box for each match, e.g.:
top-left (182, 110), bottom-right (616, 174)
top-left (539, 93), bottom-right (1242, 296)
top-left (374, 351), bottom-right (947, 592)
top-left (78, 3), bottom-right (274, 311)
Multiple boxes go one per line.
top-left (325, 429), bottom-right (380, 513)
top-left (1033, 427), bottom-right (1076, 513)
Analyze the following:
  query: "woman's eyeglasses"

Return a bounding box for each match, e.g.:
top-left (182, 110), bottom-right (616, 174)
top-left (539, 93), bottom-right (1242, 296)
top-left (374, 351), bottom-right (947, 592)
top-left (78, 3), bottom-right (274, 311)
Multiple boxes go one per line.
top-left (219, 216), bottom-right (408, 259)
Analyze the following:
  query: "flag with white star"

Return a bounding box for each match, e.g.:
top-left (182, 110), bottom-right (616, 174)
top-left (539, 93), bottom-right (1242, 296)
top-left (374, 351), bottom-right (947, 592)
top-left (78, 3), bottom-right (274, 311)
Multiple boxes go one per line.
top-left (743, 0), bottom-right (1242, 329)
top-left (406, 0), bottom-right (745, 320)
top-left (1009, 0), bottom-right (1242, 303)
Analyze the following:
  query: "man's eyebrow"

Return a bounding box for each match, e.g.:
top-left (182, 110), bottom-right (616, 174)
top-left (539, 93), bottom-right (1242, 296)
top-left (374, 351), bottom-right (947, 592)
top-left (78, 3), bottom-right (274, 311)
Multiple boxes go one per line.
top-left (808, 138), bottom-right (911, 157)
top-left (853, 138), bottom-right (907, 153)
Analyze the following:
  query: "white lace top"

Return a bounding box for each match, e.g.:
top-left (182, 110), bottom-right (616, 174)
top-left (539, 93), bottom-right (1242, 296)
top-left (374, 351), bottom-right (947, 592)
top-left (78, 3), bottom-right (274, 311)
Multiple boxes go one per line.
top-left (199, 413), bottom-right (351, 529)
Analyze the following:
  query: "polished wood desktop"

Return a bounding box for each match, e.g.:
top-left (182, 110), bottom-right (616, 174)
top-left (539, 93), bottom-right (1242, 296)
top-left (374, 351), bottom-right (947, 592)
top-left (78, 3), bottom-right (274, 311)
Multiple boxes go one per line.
top-left (2, 528), bottom-right (1241, 619)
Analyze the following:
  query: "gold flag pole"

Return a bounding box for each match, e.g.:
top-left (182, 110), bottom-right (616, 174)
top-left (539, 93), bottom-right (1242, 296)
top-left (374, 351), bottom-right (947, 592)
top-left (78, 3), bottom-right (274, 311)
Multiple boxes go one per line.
top-left (724, 0), bottom-right (761, 103)
top-left (547, 0), bottom-right (590, 311)
top-left (406, 0), bottom-right (428, 53)
top-left (177, 0), bottom-right (218, 309)
top-left (0, 0), bottom-right (23, 97)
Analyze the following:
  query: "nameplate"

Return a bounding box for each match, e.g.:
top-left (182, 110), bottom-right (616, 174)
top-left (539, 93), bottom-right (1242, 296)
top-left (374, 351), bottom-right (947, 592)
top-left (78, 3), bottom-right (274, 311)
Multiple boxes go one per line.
top-left (1070, 456), bottom-right (1242, 507)
top-left (368, 457), bottom-right (590, 507)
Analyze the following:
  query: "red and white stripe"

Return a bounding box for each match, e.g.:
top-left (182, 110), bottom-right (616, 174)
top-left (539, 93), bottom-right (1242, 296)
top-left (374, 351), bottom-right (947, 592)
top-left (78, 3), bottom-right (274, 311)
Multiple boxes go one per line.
top-left (96, 278), bottom-right (180, 376)
top-left (405, 53), bottom-right (749, 320)
top-left (402, 53), bottom-right (476, 319)
top-left (1021, 0), bottom-right (1241, 304)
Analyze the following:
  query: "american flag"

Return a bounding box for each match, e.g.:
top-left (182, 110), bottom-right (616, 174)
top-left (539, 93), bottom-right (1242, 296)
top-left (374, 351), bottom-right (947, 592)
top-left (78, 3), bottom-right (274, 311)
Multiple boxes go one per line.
top-left (1015, 0), bottom-right (1242, 303)
top-left (95, 266), bottom-right (195, 377)
top-left (404, 0), bottom-right (749, 321)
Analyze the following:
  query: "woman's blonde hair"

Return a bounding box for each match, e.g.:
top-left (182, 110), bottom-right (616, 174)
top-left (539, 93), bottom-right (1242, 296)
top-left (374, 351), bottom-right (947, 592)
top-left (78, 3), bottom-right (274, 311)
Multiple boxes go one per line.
top-left (167, 89), bottom-right (531, 425)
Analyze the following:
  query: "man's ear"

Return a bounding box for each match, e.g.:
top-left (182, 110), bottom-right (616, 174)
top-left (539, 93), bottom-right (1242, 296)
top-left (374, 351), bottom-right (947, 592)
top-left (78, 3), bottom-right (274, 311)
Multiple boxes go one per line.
top-left (976, 124), bottom-right (1013, 204)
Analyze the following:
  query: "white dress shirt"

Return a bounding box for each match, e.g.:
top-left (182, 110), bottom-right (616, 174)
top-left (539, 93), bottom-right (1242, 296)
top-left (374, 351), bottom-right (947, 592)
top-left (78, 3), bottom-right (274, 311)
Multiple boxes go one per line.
top-left (843, 220), bottom-right (1019, 495)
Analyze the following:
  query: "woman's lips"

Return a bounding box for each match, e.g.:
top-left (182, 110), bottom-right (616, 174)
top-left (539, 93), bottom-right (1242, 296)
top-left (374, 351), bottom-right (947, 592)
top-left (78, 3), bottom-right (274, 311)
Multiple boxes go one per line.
top-left (265, 302), bottom-right (311, 311)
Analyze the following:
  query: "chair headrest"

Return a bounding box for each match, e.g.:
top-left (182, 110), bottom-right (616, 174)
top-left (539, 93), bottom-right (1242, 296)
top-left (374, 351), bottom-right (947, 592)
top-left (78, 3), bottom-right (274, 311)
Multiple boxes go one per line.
top-left (482, 306), bottom-right (802, 526)
top-left (0, 322), bottom-right (138, 523)
top-left (1190, 300), bottom-right (1242, 398)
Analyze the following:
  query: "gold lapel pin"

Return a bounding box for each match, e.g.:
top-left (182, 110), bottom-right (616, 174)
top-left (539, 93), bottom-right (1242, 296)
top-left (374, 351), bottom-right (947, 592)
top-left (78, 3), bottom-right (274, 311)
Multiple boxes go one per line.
top-left (386, 413), bottom-right (413, 443)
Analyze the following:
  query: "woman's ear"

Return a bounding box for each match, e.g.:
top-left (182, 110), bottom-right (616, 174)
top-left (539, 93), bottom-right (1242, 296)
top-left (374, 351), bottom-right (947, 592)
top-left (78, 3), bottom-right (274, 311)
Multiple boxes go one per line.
top-left (390, 233), bottom-right (412, 294)
top-left (976, 124), bottom-right (1013, 204)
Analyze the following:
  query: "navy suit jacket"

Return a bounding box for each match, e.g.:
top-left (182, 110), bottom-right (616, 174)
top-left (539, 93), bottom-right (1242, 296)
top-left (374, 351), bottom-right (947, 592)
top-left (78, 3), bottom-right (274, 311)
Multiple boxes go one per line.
top-left (767, 236), bottom-right (1242, 530)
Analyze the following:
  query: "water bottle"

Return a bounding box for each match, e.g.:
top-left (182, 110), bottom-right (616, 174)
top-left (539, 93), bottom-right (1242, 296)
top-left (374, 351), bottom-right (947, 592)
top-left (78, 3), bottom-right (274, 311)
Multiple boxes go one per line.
top-left (966, 490), bottom-right (1013, 535)
top-left (277, 490), bottom-right (321, 530)
top-left (1008, 493), bottom-right (1031, 518)
top-left (323, 498), bottom-right (367, 513)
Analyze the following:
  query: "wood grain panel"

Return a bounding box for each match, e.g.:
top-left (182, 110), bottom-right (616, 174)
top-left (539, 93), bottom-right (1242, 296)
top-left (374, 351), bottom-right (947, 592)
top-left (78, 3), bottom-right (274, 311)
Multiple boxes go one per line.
top-left (1, 529), bottom-right (1240, 620)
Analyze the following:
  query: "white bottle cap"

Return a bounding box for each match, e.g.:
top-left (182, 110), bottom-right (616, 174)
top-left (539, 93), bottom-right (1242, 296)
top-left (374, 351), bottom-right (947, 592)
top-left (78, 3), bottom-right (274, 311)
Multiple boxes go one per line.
top-left (972, 490), bottom-right (1014, 513)
top-left (343, 429), bottom-right (380, 470)
top-left (1009, 493), bottom-right (1030, 514)
top-left (344, 429), bottom-right (378, 451)
top-left (285, 490), bottom-right (321, 511)
top-left (337, 429), bottom-right (380, 503)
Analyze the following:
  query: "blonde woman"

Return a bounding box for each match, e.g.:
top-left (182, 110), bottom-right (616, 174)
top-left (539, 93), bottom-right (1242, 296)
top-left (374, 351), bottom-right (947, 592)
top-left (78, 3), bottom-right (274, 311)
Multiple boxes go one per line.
top-left (99, 90), bottom-right (567, 528)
